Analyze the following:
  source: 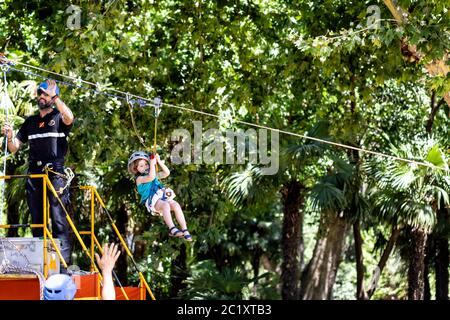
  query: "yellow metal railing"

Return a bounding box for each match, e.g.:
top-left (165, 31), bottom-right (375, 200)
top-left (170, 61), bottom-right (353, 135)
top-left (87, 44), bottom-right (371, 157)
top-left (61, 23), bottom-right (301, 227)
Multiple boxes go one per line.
top-left (0, 174), bottom-right (155, 300)
top-left (79, 186), bottom-right (156, 300)
top-left (0, 174), bottom-right (65, 278)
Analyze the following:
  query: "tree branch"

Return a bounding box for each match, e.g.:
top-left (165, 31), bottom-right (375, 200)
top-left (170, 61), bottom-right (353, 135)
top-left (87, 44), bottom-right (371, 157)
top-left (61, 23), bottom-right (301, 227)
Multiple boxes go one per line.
top-left (426, 91), bottom-right (437, 134)
top-left (383, 0), bottom-right (407, 23)
top-left (383, 0), bottom-right (450, 108)
top-left (366, 226), bottom-right (401, 298)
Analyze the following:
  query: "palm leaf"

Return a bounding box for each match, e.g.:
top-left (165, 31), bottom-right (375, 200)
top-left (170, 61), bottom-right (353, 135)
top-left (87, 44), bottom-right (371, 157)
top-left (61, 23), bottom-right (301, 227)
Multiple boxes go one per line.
top-left (223, 165), bottom-right (264, 206)
top-left (391, 164), bottom-right (417, 190)
top-left (310, 182), bottom-right (346, 211)
top-left (425, 145), bottom-right (449, 170)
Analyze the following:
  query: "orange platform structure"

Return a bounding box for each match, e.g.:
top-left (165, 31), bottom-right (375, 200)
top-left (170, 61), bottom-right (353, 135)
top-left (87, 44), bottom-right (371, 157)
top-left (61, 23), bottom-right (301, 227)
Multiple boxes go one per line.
top-left (0, 173), bottom-right (154, 300)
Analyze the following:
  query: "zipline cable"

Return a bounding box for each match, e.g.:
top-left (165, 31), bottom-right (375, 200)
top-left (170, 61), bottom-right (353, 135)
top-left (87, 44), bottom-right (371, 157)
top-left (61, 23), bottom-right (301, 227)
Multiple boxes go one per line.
top-left (161, 101), bottom-right (449, 171)
top-left (4, 57), bottom-right (449, 172)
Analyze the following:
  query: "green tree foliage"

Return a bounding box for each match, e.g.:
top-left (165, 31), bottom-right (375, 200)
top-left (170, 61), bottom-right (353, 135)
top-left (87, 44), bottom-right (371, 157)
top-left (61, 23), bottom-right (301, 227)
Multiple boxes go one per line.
top-left (0, 0), bottom-right (449, 299)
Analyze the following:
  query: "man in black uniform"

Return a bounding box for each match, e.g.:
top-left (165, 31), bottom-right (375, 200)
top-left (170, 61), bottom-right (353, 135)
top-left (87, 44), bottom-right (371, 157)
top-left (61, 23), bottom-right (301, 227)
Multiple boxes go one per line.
top-left (2, 79), bottom-right (74, 269)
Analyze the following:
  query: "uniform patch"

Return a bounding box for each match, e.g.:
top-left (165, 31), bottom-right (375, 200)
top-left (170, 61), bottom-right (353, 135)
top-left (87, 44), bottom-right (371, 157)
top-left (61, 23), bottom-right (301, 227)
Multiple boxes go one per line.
top-left (48, 120), bottom-right (56, 127)
top-left (39, 122), bottom-right (45, 128)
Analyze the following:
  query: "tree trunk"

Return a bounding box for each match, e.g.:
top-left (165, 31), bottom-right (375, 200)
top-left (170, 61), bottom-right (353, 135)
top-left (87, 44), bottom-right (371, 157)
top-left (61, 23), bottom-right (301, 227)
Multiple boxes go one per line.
top-left (435, 206), bottom-right (449, 300)
top-left (424, 88), bottom-right (449, 300)
top-left (408, 227), bottom-right (428, 300)
top-left (426, 93), bottom-right (446, 134)
top-left (353, 220), bottom-right (368, 299)
top-left (435, 236), bottom-right (449, 300)
top-left (115, 204), bottom-right (129, 286)
top-left (250, 246), bottom-right (263, 298)
top-left (280, 179), bottom-right (305, 300)
top-left (424, 235), bottom-right (433, 300)
top-left (170, 243), bottom-right (187, 297)
top-left (300, 213), bottom-right (349, 300)
top-left (251, 246), bottom-right (262, 282)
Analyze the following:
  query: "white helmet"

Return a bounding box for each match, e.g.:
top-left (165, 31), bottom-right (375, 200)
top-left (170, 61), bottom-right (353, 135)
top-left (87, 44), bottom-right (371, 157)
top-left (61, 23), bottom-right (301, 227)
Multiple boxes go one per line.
top-left (128, 151), bottom-right (150, 174)
top-left (44, 274), bottom-right (77, 300)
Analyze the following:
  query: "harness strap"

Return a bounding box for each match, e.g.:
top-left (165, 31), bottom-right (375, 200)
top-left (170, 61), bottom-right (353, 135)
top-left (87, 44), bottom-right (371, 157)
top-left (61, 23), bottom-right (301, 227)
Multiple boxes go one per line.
top-left (43, 165), bottom-right (75, 194)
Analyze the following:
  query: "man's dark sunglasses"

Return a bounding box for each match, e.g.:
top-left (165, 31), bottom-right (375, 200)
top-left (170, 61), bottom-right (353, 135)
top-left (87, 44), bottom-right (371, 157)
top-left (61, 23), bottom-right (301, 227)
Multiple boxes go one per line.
top-left (37, 89), bottom-right (48, 96)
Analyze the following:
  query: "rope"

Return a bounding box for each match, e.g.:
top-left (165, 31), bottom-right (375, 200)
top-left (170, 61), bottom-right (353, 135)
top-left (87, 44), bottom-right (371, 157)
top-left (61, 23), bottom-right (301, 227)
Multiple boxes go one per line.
top-left (43, 165), bottom-right (75, 194)
top-left (152, 97), bottom-right (162, 173)
top-left (0, 67), bottom-right (9, 229)
top-left (153, 116), bottom-right (158, 174)
top-left (126, 94), bottom-right (146, 148)
top-left (0, 237), bottom-right (45, 300)
top-left (3, 56), bottom-right (448, 172)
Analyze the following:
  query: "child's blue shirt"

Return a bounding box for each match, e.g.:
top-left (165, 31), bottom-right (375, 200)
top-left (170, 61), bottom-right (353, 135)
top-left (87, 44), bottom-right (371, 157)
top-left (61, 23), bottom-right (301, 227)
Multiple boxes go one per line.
top-left (136, 176), bottom-right (165, 204)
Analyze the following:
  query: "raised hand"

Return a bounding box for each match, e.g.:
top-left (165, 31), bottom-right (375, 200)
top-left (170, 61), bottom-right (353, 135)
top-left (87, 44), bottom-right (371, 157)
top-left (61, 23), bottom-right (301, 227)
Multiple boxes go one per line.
top-left (42, 79), bottom-right (58, 98)
top-left (95, 243), bottom-right (121, 274)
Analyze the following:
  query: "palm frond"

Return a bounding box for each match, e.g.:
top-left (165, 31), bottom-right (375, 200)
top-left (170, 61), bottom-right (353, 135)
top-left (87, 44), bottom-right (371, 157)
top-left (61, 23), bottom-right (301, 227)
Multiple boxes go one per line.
top-left (390, 163), bottom-right (417, 189)
top-left (309, 182), bottom-right (346, 211)
top-left (425, 144), bottom-right (449, 170)
top-left (223, 165), bottom-right (264, 206)
top-left (284, 120), bottom-right (331, 162)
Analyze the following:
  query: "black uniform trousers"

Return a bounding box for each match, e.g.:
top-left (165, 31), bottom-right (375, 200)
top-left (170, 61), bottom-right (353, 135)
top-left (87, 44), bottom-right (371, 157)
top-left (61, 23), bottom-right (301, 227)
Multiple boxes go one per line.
top-left (26, 163), bottom-right (71, 268)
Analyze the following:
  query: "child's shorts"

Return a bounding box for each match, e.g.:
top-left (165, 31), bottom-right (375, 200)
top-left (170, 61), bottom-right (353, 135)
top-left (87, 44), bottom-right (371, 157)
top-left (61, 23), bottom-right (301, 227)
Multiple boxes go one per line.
top-left (145, 188), bottom-right (176, 216)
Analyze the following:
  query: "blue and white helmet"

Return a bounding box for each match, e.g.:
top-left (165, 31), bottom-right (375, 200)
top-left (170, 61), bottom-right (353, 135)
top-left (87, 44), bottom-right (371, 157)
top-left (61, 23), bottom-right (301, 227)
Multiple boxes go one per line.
top-left (128, 151), bottom-right (150, 174)
top-left (37, 81), bottom-right (60, 96)
top-left (44, 274), bottom-right (77, 300)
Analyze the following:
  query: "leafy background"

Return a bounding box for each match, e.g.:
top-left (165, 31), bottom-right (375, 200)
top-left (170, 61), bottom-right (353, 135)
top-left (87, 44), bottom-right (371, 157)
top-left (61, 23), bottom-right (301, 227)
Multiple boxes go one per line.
top-left (0, 0), bottom-right (449, 300)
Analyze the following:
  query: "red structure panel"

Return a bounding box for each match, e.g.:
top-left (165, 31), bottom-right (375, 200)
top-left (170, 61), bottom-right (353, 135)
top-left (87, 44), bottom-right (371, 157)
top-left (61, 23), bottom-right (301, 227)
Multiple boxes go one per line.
top-left (73, 273), bottom-right (100, 299)
top-left (115, 287), bottom-right (146, 300)
top-left (0, 275), bottom-right (40, 300)
top-left (0, 273), bottom-right (144, 300)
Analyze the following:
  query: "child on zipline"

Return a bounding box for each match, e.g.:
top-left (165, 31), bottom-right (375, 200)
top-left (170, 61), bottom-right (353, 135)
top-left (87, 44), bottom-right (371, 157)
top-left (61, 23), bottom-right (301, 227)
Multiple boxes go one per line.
top-left (128, 151), bottom-right (193, 241)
